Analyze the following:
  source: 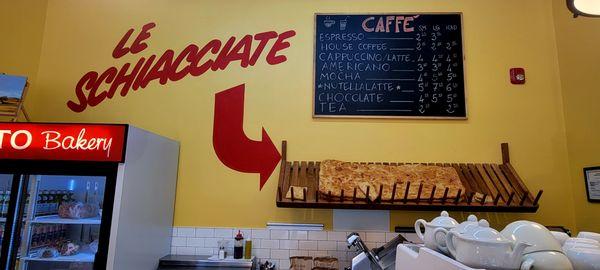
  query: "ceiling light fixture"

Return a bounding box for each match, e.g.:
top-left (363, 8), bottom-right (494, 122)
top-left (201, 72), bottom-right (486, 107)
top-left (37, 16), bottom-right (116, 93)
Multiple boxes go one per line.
top-left (567, 0), bottom-right (600, 17)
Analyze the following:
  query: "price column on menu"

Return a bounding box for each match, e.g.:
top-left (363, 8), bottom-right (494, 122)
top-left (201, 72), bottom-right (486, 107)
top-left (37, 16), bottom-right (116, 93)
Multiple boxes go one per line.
top-left (413, 22), bottom-right (463, 116)
top-left (313, 14), bottom-right (466, 118)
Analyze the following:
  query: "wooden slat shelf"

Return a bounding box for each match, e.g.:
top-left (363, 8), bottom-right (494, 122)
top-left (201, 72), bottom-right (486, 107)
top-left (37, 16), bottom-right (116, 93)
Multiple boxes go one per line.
top-left (276, 141), bottom-right (542, 213)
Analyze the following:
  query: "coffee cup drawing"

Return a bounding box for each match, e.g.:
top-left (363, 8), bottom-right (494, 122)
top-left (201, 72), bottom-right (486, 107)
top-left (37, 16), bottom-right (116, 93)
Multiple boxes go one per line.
top-left (324, 16), bottom-right (335, 28)
top-left (340, 17), bottom-right (348, 31)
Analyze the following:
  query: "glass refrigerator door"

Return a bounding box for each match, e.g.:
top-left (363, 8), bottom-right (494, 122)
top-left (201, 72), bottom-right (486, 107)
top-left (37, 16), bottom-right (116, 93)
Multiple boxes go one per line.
top-left (18, 175), bottom-right (106, 270)
top-left (0, 174), bottom-right (15, 256)
top-left (0, 174), bottom-right (28, 270)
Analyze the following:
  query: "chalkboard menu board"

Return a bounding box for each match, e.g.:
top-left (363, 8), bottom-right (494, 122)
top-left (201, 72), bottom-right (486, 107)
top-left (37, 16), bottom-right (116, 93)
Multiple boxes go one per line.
top-left (314, 14), bottom-right (466, 119)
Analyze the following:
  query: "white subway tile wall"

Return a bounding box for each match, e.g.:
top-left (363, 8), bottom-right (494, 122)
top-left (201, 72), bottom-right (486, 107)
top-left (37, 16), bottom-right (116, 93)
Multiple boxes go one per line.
top-left (196, 228), bottom-right (215, 237)
top-left (307, 231), bottom-right (328, 241)
top-left (280, 240), bottom-right (299, 250)
top-left (204, 238), bottom-right (221, 248)
top-left (289, 249), bottom-right (308, 257)
top-left (171, 227), bottom-right (421, 270)
top-left (196, 247), bottom-right (213, 255)
top-left (252, 229), bottom-right (270, 239)
top-left (171, 237), bottom-right (186, 247)
top-left (187, 238), bottom-right (204, 247)
top-left (317, 241), bottom-right (337, 251)
top-left (289, 230), bottom-right (308, 240)
top-left (270, 230), bottom-right (290, 240)
top-left (177, 227), bottom-right (196, 237)
top-left (271, 249), bottom-right (290, 260)
top-left (298, 240), bottom-right (318, 250)
top-left (327, 231), bottom-right (347, 241)
top-left (215, 228), bottom-right (234, 238)
top-left (261, 239), bottom-right (280, 249)
top-left (176, 246), bottom-right (195, 255)
top-left (254, 248), bottom-right (271, 259)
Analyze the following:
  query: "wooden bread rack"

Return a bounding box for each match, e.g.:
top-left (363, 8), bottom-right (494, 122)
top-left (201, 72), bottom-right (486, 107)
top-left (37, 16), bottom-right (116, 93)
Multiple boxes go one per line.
top-left (276, 141), bottom-right (542, 212)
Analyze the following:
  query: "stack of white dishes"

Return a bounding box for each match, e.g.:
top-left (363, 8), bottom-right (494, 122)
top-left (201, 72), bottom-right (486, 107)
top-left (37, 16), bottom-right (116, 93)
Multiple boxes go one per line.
top-left (555, 231), bottom-right (600, 270)
top-left (415, 212), bottom-right (577, 270)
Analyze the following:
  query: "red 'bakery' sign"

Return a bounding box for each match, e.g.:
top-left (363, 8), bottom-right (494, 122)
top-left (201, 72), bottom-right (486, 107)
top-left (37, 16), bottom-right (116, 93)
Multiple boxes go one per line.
top-left (0, 123), bottom-right (127, 162)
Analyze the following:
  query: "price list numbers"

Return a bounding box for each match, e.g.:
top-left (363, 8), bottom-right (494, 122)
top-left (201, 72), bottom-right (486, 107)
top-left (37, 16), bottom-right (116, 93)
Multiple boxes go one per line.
top-left (413, 23), bottom-right (464, 116)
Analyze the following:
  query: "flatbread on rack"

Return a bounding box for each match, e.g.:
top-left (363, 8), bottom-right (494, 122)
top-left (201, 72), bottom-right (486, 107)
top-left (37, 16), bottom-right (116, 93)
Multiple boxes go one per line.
top-left (318, 160), bottom-right (466, 201)
top-left (285, 186), bottom-right (307, 200)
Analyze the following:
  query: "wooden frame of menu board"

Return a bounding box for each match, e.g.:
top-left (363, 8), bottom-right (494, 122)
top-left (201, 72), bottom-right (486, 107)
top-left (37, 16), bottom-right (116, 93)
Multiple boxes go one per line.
top-left (276, 141), bottom-right (543, 212)
top-left (312, 12), bottom-right (468, 120)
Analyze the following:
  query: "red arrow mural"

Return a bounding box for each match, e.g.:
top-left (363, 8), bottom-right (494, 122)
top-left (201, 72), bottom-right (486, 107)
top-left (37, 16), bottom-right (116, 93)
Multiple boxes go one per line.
top-left (213, 84), bottom-right (281, 190)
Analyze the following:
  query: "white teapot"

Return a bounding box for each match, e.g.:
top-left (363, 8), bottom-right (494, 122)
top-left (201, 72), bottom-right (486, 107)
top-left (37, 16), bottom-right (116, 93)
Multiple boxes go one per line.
top-left (414, 211), bottom-right (459, 252)
top-left (445, 219), bottom-right (531, 270)
top-left (453, 214), bottom-right (479, 233)
top-left (433, 214), bottom-right (479, 255)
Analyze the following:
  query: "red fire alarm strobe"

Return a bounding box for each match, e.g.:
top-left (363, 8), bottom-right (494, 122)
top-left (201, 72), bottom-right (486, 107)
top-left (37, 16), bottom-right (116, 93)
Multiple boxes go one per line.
top-left (510, 68), bottom-right (526, 84)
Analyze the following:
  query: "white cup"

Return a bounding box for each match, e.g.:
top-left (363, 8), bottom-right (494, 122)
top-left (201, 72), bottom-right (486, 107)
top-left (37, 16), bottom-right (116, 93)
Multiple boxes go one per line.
top-left (564, 247), bottom-right (600, 270)
top-left (565, 238), bottom-right (600, 246)
top-left (563, 242), bottom-right (600, 250)
top-left (520, 251), bottom-right (573, 270)
top-left (550, 231), bottom-right (570, 246)
top-left (578, 232), bottom-right (600, 243)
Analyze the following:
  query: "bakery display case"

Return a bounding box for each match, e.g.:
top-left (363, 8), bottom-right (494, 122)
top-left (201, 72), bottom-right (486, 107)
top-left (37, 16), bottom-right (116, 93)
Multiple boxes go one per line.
top-left (0, 123), bottom-right (180, 270)
top-left (0, 166), bottom-right (116, 270)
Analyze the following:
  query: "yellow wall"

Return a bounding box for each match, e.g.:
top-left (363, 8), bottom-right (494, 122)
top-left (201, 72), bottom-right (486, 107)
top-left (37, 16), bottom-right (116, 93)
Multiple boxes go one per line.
top-left (0, 0), bottom-right (48, 121)
top-left (2, 0), bottom-right (581, 230)
top-left (553, 0), bottom-right (600, 232)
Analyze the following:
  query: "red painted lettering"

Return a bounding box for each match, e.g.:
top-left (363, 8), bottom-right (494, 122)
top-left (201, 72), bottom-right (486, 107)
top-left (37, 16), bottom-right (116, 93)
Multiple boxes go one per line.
top-left (143, 49), bottom-right (175, 85)
top-left (228, 35), bottom-right (253, 68)
top-left (213, 37), bottom-right (236, 70)
top-left (67, 72), bottom-right (98, 113)
top-left (108, 58), bottom-right (145, 98)
top-left (266, 30), bottom-right (296, 65)
top-left (189, 40), bottom-right (221, 76)
top-left (87, 67), bottom-right (117, 107)
top-left (132, 55), bottom-right (156, 90)
top-left (169, 45), bottom-right (198, 81)
top-left (112, 22), bottom-right (156, 58)
top-left (69, 23), bottom-right (296, 112)
top-left (250, 31), bottom-right (278, 65)
top-left (112, 28), bottom-right (135, 59)
top-left (131, 22), bottom-right (156, 54)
